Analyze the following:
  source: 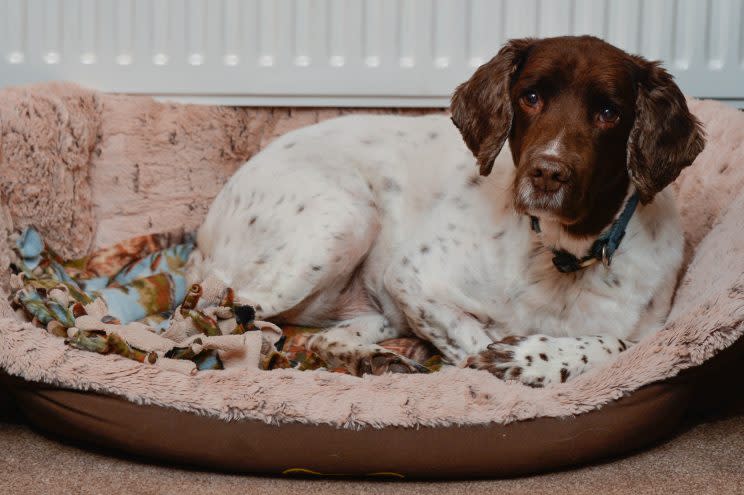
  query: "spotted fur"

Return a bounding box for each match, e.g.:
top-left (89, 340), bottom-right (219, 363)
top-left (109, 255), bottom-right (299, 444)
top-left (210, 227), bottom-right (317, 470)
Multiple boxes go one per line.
top-left (189, 113), bottom-right (684, 383)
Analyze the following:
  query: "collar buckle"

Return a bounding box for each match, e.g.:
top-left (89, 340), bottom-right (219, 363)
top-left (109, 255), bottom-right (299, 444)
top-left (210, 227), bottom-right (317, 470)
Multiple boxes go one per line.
top-left (601, 244), bottom-right (611, 268)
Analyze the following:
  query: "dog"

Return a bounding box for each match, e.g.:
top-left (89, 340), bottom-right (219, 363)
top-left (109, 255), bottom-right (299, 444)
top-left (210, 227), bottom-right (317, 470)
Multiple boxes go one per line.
top-left (188, 36), bottom-right (705, 386)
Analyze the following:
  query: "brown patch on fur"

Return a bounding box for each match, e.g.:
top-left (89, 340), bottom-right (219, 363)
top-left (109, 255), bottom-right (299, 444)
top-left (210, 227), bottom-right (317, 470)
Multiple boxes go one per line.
top-left (626, 56), bottom-right (705, 203)
top-left (560, 368), bottom-right (570, 383)
top-left (499, 335), bottom-right (526, 345)
top-left (450, 38), bottom-right (533, 176)
top-left (467, 175), bottom-right (483, 187)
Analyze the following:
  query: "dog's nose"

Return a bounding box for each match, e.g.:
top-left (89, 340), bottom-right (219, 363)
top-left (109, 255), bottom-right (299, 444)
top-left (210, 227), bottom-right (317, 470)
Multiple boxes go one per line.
top-left (529, 161), bottom-right (570, 193)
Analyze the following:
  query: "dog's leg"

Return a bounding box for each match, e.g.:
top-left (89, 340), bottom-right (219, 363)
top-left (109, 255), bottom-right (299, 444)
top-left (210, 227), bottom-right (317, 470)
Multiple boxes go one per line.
top-left (190, 163), bottom-right (381, 323)
top-left (385, 271), bottom-right (495, 365)
top-left (307, 313), bottom-right (428, 375)
top-left (465, 334), bottom-right (631, 387)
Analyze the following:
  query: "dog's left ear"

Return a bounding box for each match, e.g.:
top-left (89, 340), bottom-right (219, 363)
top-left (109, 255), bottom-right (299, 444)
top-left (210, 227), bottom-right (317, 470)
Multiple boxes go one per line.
top-left (450, 38), bottom-right (534, 176)
top-left (627, 59), bottom-right (705, 203)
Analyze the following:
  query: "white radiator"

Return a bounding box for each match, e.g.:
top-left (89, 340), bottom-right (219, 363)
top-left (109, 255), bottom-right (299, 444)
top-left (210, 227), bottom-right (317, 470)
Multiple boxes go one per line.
top-left (1, 0), bottom-right (743, 107)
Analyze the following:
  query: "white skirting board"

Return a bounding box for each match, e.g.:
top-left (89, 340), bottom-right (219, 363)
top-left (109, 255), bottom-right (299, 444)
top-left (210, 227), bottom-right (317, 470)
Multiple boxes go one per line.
top-left (1, 0), bottom-right (743, 107)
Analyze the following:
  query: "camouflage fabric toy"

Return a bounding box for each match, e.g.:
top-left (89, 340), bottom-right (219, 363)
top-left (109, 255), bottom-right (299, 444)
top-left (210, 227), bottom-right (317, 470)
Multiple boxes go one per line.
top-left (8, 227), bottom-right (443, 374)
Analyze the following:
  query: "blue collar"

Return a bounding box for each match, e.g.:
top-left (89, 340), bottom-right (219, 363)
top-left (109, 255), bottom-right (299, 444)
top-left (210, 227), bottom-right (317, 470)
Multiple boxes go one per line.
top-left (530, 192), bottom-right (640, 273)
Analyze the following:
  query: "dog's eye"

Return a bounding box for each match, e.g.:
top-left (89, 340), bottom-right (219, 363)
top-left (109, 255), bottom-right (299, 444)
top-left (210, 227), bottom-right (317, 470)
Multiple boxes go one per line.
top-left (597, 106), bottom-right (620, 126)
top-left (523, 91), bottom-right (540, 106)
top-left (520, 91), bottom-right (542, 111)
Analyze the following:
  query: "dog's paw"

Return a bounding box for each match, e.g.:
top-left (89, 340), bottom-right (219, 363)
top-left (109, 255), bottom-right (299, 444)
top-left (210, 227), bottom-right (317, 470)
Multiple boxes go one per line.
top-left (464, 335), bottom-right (572, 387)
top-left (354, 349), bottom-right (430, 376)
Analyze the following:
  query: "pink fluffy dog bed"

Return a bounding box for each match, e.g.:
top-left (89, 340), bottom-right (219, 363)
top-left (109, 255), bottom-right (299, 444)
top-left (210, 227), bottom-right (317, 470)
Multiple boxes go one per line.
top-left (1, 83), bottom-right (744, 478)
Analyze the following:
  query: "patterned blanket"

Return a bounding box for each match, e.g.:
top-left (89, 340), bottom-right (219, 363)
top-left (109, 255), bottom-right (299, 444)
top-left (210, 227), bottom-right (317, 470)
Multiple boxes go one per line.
top-left (8, 228), bottom-right (442, 374)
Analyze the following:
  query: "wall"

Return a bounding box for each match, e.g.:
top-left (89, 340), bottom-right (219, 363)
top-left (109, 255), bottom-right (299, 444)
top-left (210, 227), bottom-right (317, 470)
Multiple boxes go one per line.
top-left (1, 0), bottom-right (743, 108)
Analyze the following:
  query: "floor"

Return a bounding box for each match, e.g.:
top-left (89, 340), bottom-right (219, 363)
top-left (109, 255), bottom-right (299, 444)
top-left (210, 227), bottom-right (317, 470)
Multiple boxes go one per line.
top-left (1, 399), bottom-right (743, 495)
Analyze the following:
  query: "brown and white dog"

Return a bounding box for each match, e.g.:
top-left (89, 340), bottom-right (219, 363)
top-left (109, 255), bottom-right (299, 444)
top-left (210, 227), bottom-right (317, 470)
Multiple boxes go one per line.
top-left (188, 36), bottom-right (705, 386)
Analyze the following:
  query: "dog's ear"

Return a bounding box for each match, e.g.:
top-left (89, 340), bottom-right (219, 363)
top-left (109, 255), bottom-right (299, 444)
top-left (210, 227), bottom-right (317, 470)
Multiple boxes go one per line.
top-left (627, 59), bottom-right (705, 203)
top-left (450, 38), bottom-right (534, 176)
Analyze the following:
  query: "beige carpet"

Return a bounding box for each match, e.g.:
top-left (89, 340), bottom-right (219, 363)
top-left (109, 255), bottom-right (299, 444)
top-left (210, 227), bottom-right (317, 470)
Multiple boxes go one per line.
top-left (1, 404), bottom-right (742, 495)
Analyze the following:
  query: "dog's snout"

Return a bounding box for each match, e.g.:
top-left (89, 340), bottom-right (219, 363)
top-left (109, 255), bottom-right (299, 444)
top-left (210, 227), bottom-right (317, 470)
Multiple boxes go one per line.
top-left (529, 160), bottom-right (570, 193)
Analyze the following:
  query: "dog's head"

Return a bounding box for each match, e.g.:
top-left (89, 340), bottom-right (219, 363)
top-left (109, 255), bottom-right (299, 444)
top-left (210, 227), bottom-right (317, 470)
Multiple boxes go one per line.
top-left (451, 36), bottom-right (705, 236)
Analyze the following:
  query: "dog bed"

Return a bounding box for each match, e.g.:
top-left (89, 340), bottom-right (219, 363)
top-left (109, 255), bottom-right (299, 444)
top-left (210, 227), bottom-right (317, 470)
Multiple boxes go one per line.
top-left (1, 83), bottom-right (743, 478)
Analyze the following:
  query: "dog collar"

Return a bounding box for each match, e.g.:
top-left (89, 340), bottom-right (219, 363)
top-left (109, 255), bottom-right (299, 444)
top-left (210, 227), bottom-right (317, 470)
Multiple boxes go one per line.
top-left (530, 192), bottom-right (640, 274)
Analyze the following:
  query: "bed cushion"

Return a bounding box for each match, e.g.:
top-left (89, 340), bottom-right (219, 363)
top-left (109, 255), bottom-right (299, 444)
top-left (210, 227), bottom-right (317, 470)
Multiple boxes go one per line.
top-left (0, 83), bottom-right (743, 477)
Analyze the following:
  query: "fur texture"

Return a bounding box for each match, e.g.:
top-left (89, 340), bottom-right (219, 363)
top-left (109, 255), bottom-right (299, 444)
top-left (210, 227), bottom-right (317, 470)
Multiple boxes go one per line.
top-left (0, 82), bottom-right (100, 260)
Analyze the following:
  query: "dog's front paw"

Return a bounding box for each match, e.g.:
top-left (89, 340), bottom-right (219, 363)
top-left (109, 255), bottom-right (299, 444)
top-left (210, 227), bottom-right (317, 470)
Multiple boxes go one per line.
top-left (464, 336), bottom-right (569, 387)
